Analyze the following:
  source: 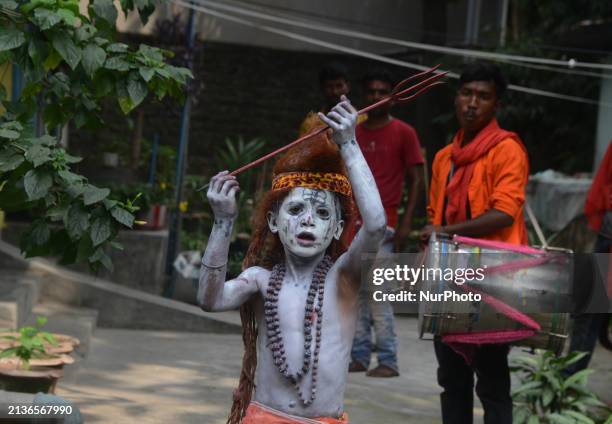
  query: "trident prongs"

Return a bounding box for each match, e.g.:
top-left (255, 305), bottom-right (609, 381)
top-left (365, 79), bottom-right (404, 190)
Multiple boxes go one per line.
top-left (197, 65), bottom-right (447, 191)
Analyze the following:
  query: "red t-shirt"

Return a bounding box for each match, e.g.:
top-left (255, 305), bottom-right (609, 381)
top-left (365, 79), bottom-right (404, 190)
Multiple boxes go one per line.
top-left (356, 118), bottom-right (424, 212)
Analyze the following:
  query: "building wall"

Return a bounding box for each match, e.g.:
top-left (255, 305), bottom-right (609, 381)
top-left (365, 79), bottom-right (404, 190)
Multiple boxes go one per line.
top-left (117, 0), bottom-right (425, 53)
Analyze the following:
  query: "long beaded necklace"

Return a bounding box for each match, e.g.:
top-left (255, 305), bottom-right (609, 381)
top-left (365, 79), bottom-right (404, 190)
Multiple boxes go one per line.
top-left (264, 255), bottom-right (333, 406)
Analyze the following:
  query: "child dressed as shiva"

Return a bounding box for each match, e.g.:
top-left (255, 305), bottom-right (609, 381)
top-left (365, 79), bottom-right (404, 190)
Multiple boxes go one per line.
top-left (198, 96), bottom-right (386, 424)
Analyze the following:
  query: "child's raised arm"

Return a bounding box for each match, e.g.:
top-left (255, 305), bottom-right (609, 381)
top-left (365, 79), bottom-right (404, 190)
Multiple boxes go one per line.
top-left (197, 171), bottom-right (260, 311)
top-left (318, 96), bottom-right (387, 286)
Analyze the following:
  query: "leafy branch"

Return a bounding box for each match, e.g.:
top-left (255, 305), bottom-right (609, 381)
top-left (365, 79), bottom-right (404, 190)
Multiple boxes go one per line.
top-left (0, 0), bottom-right (191, 270)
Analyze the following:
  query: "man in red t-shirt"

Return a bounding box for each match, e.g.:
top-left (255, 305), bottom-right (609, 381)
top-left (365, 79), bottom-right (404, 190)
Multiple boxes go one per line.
top-left (349, 69), bottom-right (424, 377)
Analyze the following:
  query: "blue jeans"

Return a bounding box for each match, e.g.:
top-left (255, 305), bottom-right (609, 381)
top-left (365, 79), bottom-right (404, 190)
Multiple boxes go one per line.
top-left (351, 228), bottom-right (398, 371)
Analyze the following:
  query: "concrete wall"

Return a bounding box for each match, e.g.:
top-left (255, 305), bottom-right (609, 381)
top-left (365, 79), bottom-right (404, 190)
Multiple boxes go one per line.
top-left (0, 240), bottom-right (241, 333)
top-left (1, 222), bottom-right (169, 296)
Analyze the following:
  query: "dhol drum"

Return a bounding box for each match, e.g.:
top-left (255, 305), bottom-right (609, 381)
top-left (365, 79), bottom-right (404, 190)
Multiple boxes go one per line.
top-left (418, 233), bottom-right (572, 355)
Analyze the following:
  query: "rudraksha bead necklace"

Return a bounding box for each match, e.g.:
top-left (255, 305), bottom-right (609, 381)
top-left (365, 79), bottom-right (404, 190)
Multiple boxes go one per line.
top-left (264, 255), bottom-right (333, 406)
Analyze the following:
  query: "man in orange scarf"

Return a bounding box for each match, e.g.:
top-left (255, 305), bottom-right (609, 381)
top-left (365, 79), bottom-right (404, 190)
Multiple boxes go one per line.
top-left (565, 140), bottom-right (612, 375)
top-left (421, 63), bottom-right (529, 424)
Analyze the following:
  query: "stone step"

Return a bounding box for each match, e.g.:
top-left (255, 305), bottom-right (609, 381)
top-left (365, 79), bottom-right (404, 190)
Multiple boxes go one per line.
top-left (26, 302), bottom-right (99, 359)
top-left (0, 276), bottom-right (40, 329)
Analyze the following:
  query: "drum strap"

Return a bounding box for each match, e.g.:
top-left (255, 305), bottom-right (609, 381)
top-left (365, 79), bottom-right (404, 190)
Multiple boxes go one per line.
top-left (442, 282), bottom-right (542, 364)
top-left (524, 201), bottom-right (548, 248)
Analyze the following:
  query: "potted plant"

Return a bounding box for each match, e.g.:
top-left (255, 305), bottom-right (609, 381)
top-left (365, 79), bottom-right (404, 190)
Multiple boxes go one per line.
top-left (0, 317), bottom-right (77, 394)
top-left (511, 350), bottom-right (612, 424)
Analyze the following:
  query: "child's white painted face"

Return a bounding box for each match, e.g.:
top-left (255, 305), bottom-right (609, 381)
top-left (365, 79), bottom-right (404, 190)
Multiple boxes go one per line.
top-left (267, 188), bottom-right (344, 258)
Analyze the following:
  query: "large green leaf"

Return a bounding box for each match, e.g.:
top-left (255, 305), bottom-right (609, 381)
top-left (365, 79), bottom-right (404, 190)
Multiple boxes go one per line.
top-left (138, 67), bottom-right (154, 82)
top-left (138, 44), bottom-right (163, 63)
top-left (43, 48), bottom-right (62, 71)
top-left (562, 411), bottom-right (594, 424)
top-left (0, 128), bottom-right (20, 139)
top-left (541, 388), bottom-right (555, 407)
top-left (89, 247), bottom-right (113, 271)
top-left (90, 214), bottom-right (111, 246)
top-left (104, 57), bottom-right (130, 71)
top-left (57, 169), bottom-right (83, 184)
top-left (0, 151), bottom-right (24, 171)
top-left (76, 233), bottom-right (94, 261)
top-left (127, 76), bottom-right (147, 107)
top-left (64, 203), bottom-right (89, 239)
top-left (25, 144), bottom-right (52, 167)
top-left (83, 184), bottom-right (110, 205)
top-left (32, 8), bottom-right (62, 30)
top-left (34, 134), bottom-right (58, 147)
top-left (82, 44), bottom-right (106, 76)
top-left (75, 24), bottom-right (97, 42)
top-left (0, 0), bottom-right (18, 10)
top-left (107, 43), bottom-right (128, 53)
top-left (63, 152), bottom-right (82, 163)
top-left (30, 220), bottom-right (50, 245)
top-left (512, 381), bottom-right (543, 397)
top-left (28, 38), bottom-right (48, 67)
top-left (117, 96), bottom-right (133, 114)
top-left (92, 0), bottom-right (118, 24)
top-left (546, 413), bottom-right (574, 424)
top-left (0, 28), bottom-right (26, 52)
top-left (23, 169), bottom-right (53, 201)
top-left (46, 204), bottom-right (68, 221)
top-left (563, 369), bottom-right (593, 389)
top-left (110, 206), bottom-right (134, 228)
top-left (512, 406), bottom-right (530, 424)
top-left (57, 8), bottom-right (77, 26)
top-left (51, 33), bottom-right (81, 70)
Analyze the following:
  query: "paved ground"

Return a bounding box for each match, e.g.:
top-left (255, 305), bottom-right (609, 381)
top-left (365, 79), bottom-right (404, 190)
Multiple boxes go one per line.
top-left (57, 316), bottom-right (612, 424)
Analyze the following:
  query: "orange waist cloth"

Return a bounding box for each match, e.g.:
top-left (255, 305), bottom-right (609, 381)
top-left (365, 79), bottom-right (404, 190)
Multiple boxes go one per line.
top-left (428, 136), bottom-right (529, 245)
top-left (242, 401), bottom-right (349, 424)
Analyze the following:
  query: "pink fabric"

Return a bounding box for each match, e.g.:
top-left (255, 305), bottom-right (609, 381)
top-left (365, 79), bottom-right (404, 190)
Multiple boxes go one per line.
top-left (442, 329), bottom-right (537, 364)
top-left (441, 271), bottom-right (542, 364)
top-left (453, 235), bottom-right (544, 255)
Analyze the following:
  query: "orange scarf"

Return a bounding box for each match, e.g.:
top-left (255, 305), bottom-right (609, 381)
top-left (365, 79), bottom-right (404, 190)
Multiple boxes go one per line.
top-left (585, 140), bottom-right (612, 232)
top-left (445, 119), bottom-right (525, 225)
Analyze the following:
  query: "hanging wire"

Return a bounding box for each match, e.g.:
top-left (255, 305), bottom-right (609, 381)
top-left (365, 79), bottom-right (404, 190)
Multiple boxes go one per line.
top-left (171, 0), bottom-right (612, 108)
top-left (183, 0), bottom-right (612, 73)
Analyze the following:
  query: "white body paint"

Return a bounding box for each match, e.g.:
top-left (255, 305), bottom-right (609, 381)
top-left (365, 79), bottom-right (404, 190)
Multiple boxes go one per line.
top-left (268, 188), bottom-right (344, 259)
top-left (198, 97), bottom-right (387, 418)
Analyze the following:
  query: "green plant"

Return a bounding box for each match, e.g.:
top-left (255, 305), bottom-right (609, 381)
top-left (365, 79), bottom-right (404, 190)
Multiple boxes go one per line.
top-left (0, 316), bottom-right (57, 370)
top-left (140, 139), bottom-right (176, 186)
top-left (511, 351), bottom-right (612, 424)
top-left (0, 0), bottom-right (191, 270)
